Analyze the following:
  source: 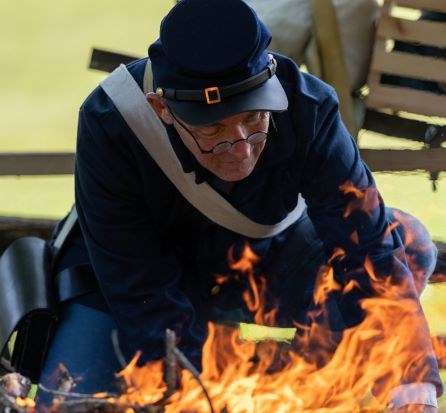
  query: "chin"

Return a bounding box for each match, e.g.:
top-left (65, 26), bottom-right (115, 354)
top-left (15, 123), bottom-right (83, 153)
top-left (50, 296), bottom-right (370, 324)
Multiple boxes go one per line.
top-left (215, 167), bottom-right (254, 182)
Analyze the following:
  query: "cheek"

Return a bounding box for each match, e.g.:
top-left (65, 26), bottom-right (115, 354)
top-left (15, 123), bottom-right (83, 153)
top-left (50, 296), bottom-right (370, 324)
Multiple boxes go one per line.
top-left (252, 141), bottom-right (266, 159)
top-left (180, 135), bottom-right (202, 159)
top-left (191, 151), bottom-right (218, 171)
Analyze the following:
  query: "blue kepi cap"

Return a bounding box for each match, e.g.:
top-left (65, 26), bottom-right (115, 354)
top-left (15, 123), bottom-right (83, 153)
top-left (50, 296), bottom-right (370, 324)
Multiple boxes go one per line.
top-left (148, 0), bottom-right (288, 125)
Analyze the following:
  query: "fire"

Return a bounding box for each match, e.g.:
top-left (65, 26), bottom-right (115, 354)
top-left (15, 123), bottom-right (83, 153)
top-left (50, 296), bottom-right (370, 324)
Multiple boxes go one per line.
top-left (113, 242), bottom-right (444, 413)
top-left (432, 337), bottom-right (446, 368)
top-left (339, 182), bottom-right (381, 219)
top-left (108, 182), bottom-right (446, 412)
top-left (389, 209), bottom-right (439, 294)
top-left (216, 245), bottom-right (276, 326)
top-left (14, 397), bottom-right (35, 409)
top-left (116, 353), bottom-right (166, 406)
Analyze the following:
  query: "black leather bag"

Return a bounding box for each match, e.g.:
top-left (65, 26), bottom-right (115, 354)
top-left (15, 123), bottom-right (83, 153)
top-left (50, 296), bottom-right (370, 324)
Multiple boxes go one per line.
top-left (0, 237), bottom-right (58, 382)
top-left (0, 207), bottom-right (99, 383)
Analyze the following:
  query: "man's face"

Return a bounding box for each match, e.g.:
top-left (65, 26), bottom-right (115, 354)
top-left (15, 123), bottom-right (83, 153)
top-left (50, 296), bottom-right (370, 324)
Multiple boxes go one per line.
top-left (172, 111), bottom-right (270, 182)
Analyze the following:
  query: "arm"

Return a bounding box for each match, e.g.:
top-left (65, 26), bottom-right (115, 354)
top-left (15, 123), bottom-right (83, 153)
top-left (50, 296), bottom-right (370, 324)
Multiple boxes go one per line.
top-left (74, 92), bottom-right (205, 366)
top-left (295, 86), bottom-right (442, 402)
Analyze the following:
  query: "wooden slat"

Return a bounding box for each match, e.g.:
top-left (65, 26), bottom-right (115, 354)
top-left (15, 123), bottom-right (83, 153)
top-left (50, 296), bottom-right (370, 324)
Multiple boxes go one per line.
top-left (360, 148), bottom-right (446, 172)
top-left (0, 148), bottom-right (445, 176)
top-left (378, 15), bottom-right (446, 48)
top-left (362, 109), bottom-right (446, 142)
top-left (312, 0), bottom-right (355, 135)
top-left (394, 0), bottom-right (446, 13)
top-left (0, 153), bottom-right (75, 176)
top-left (371, 49), bottom-right (446, 84)
top-left (0, 215), bottom-right (58, 231)
top-left (366, 84), bottom-right (446, 117)
top-left (367, 15), bottom-right (388, 103)
top-left (89, 48), bottom-right (140, 73)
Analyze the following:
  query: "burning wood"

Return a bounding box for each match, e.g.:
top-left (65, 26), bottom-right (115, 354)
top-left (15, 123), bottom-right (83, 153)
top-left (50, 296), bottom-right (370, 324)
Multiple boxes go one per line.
top-left (0, 373), bottom-right (34, 412)
top-left (1, 240), bottom-right (445, 412)
top-left (0, 373), bottom-right (31, 399)
top-left (50, 364), bottom-right (75, 407)
top-left (1, 326), bottom-right (445, 412)
top-left (164, 329), bottom-right (178, 398)
top-left (43, 397), bottom-right (163, 413)
top-left (0, 330), bottom-right (215, 413)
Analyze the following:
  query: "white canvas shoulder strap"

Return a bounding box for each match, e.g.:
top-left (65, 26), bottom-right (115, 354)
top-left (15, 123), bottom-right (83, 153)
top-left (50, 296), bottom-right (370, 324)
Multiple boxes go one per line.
top-left (100, 62), bottom-right (305, 238)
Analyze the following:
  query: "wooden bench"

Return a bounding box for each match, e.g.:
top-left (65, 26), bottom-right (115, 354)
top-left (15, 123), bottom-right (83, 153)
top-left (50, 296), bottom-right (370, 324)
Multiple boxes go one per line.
top-left (363, 0), bottom-right (446, 145)
top-left (366, 0), bottom-right (446, 118)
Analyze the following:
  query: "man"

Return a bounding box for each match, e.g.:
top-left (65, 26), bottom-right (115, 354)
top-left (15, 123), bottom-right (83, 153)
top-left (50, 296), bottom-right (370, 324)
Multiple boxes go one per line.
top-left (37, 0), bottom-right (442, 411)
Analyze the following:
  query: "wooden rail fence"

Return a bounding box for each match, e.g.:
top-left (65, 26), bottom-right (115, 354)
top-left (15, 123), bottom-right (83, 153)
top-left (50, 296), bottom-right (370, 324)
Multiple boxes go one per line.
top-left (1, 148), bottom-right (446, 176)
top-left (2, 41), bottom-right (446, 176)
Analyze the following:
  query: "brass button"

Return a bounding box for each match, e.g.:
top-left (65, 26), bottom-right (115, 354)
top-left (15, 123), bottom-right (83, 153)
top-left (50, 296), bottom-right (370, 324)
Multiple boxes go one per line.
top-left (210, 285), bottom-right (221, 295)
top-left (155, 87), bottom-right (164, 97)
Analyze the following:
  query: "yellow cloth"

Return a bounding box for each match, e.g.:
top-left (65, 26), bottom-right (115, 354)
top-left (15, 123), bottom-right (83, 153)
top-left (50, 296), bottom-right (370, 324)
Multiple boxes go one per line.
top-left (238, 323), bottom-right (296, 342)
top-left (311, 0), bottom-right (356, 135)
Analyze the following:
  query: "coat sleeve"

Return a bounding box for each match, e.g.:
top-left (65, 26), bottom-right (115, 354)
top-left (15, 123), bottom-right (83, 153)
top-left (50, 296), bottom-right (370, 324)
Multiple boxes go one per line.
top-left (74, 91), bottom-right (205, 367)
top-left (296, 87), bottom-right (443, 396)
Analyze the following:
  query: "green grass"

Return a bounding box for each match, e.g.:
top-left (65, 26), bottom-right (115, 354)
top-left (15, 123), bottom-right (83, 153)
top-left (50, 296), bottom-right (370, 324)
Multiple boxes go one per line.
top-left (0, 0), bottom-right (172, 153)
top-left (0, 0), bottom-right (172, 217)
top-left (358, 131), bottom-right (446, 242)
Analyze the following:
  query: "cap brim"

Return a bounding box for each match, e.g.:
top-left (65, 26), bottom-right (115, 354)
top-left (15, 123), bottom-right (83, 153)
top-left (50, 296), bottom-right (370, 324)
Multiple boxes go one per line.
top-left (167, 75), bottom-right (288, 126)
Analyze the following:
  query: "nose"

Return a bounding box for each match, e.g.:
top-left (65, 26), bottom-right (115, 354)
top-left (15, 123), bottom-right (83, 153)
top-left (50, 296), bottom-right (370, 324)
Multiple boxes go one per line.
top-left (227, 125), bottom-right (251, 159)
top-left (229, 139), bottom-right (251, 159)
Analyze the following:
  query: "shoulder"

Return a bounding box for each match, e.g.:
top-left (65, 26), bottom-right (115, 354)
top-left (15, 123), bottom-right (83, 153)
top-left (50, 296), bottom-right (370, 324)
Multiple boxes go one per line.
top-left (273, 53), bottom-right (337, 107)
top-left (273, 53), bottom-right (342, 145)
top-left (76, 57), bottom-right (153, 170)
top-left (80, 57), bottom-right (149, 118)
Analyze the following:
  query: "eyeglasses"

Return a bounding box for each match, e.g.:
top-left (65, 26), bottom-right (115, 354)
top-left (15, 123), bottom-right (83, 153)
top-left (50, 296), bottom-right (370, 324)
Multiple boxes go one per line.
top-left (170, 110), bottom-right (269, 155)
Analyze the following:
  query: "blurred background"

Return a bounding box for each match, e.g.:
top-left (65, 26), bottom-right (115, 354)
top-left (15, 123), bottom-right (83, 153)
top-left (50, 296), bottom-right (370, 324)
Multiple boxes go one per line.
top-left (0, 1), bottom-right (172, 218)
top-left (1, 1), bottom-right (444, 240)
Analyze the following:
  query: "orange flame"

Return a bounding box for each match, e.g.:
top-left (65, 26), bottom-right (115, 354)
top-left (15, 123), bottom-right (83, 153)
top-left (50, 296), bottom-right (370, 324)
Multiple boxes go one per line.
top-left (117, 352), bottom-right (167, 406)
top-left (339, 182), bottom-right (381, 219)
top-left (114, 244), bottom-right (442, 412)
top-left (432, 336), bottom-right (446, 369)
top-left (216, 245), bottom-right (276, 326)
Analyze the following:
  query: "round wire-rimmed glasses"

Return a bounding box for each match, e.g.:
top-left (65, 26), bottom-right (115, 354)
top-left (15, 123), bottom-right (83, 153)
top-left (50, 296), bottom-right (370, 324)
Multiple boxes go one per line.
top-left (169, 110), bottom-right (269, 155)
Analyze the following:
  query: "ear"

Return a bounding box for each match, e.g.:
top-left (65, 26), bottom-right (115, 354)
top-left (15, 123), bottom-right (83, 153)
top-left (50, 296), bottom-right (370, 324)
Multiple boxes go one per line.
top-left (146, 93), bottom-right (174, 124)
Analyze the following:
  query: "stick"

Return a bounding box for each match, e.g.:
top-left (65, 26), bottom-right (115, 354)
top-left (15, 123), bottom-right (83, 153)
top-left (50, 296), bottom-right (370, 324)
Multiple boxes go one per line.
top-left (172, 347), bottom-right (215, 413)
top-left (37, 384), bottom-right (118, 400)
top-left (111, 330), bottom-right (127, 369)
top-left (51, 364), bottom-right (75, 406)
top-left (164, 329), bottom-right (177, 398)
